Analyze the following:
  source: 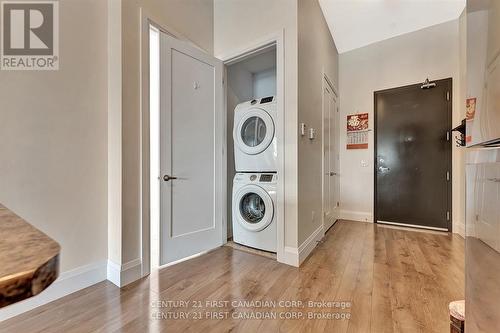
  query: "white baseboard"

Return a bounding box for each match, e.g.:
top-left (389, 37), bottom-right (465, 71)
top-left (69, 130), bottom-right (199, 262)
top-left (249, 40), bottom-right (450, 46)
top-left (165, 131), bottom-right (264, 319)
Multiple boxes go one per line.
top-left (340, 210), bottom-right (373, 223)
top-left (281, 223), bottom-right (325, 267)
top-left (0, 260), bottom-right (107, 322)
top-left (281, 246), bottom-right (300, 267)
top-left (107, 258), bottom-right (142, 287)
top-left (298, 223), bottom-right (324, 265)
top-left (453, 221), bottom-right (465, 238)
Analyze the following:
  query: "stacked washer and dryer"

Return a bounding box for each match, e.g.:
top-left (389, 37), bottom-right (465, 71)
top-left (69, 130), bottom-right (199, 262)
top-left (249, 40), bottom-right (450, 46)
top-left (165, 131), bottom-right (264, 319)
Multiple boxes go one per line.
top-left (232, 96), bottom-right (277, 252)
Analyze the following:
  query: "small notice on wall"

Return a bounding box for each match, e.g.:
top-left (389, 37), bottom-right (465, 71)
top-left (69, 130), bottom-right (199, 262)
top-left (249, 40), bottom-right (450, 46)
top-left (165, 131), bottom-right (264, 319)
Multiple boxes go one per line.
top-left (466, 98), bottom-right (476, 121)
top-left (465, 98), bottom-right (476, 143)
top-left (347, 113), bottom-right (369, 149)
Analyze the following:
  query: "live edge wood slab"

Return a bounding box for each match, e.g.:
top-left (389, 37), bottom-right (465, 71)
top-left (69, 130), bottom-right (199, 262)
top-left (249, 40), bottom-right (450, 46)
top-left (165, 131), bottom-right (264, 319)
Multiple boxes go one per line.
top-left (0, 204), bottom-right (60, 308)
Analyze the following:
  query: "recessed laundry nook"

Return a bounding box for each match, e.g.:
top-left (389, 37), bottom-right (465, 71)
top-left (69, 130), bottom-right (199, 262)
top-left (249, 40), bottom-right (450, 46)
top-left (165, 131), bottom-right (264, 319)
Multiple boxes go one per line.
top-left (225, 44), bottom-right (279, 256)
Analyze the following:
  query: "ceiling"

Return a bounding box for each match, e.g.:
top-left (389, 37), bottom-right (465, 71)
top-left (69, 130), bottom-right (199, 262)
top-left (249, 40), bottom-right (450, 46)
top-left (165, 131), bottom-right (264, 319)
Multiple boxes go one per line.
top-left (318, 0), bottom-right (466, 54)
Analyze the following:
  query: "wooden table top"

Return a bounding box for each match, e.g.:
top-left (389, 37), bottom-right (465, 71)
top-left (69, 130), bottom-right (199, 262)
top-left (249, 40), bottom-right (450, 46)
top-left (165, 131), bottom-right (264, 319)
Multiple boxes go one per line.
top-left (0, 204), bottom-right (60, 308)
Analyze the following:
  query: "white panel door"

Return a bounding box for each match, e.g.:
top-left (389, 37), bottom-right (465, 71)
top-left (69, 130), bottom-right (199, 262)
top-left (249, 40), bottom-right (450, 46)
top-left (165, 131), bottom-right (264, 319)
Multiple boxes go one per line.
top-left (323, 84), bottom-right (339, 231)
top-left (332, 93), bottom-right (340, 222)
top-left (159, 32), bottom-right (224, 265)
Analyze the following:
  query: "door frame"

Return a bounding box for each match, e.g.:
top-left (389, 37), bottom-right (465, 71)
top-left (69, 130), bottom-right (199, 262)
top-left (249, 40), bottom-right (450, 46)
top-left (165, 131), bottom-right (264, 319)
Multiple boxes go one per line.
top-left (139, 9), bottom-right (225, 277)
top-left (373, 78), bottom-right (453, 232)
top-left (321, 73), bottom-right (339, 232)
top-left (219, 31), bottom-right (285, 263)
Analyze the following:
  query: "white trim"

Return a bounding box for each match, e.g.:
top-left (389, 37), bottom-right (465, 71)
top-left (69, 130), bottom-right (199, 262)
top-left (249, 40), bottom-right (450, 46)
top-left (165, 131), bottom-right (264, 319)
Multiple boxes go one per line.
top-left (107, 258), bottom-right (142, 288)
top-left (106, 260), bottom-right (121, 286)
top-left (221, 66), bottom-right (228, 245)
top-left (107, 0), bottom-right (123, 275)
top-left (220, 31), bottom-right (286, 266)
top-left (0, 261), bottom-right (108, 322)
top-left (217, 32), bottom-right (280, 63)
top-left (282, 246), bottom-right (299, 267)
top-left (281, 223), bottom-right (325, 267)
top-left (340, 209), bottom-right (373, 223)
top-left (453, 221), bottom-right (465, 238)
top-left (298, 223), bottom-right (324, 265)
top-left (377, 220), bottom-right (449, 232)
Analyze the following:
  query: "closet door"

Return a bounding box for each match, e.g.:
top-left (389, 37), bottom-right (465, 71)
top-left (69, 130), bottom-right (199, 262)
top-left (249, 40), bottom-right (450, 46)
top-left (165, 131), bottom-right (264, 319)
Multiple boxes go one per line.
top-left (323, 82), bottom-right (339, 231)
top-left (159, 31), bottom-right (224, 265)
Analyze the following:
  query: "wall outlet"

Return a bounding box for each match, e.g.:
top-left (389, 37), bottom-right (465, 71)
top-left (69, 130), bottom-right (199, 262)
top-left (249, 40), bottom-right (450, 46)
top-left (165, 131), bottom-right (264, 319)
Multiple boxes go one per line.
top-left (311, 210), bottom-right (315, 221)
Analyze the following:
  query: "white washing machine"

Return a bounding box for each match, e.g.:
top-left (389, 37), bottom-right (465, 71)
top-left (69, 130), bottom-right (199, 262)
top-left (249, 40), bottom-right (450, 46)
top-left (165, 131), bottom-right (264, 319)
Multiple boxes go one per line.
top-left (232, 172), bottom-right (277, 252)
top-left (233, 96), bottom-right (277, 172)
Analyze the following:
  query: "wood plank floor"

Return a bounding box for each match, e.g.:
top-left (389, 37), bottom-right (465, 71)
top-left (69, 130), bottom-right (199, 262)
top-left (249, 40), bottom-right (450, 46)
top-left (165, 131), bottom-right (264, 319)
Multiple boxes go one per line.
top-left (0, 220), bottom-right (464, 333)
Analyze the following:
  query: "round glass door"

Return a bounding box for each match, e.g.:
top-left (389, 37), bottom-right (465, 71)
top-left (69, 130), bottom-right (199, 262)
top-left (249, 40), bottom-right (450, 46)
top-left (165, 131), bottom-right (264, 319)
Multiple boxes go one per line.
top-left (234, 185), bottom-right (274, 232)
top-left (241, 117), bottom-right (267, 147)
top-left (240, 192), bottom-right (266, 223)
top-left (234, 108), bottom-right (274, 155)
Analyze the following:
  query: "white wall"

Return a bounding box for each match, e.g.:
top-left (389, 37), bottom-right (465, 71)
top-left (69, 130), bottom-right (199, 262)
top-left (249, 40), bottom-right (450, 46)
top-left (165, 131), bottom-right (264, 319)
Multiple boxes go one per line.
top-left (0, 0), bottom-right (108, 274)
top-left (297, 0), bottom-right (339, 245)
top-left (339, 20), bottom-right (466, 234)
top-left (253, 68), bottom-right (277, 98)
top-left (0, 0), bottom-right (108, 319)
top-left (214, 0), bottom-right (299, 249)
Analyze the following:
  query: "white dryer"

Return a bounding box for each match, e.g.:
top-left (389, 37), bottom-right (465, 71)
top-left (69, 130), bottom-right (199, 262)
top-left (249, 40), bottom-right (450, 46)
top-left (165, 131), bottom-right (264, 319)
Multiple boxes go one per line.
top-left (232, 172), bottom-right (277, 252)
top-left (233, 96), bottom-right (277, 172)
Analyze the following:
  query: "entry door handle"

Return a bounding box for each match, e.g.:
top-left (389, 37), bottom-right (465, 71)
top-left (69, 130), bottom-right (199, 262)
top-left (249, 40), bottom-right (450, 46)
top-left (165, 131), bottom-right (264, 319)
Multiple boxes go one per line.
top-left (378, 166), bottom-right (390, 173)
top-left (163, 175), bottom-right (178, 182)
top-left (329, 172), bottom-right (337, 176)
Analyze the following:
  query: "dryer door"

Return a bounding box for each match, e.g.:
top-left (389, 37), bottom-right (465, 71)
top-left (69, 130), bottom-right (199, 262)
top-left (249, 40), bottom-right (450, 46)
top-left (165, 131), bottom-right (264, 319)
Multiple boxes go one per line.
top-left (234, 184), bottom-right (274, 232)
top-left (234, 108), bottom-right (275, 155)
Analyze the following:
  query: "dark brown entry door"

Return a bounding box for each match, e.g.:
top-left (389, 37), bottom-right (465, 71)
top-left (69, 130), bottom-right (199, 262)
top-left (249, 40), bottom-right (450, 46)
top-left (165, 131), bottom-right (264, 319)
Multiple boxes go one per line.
top-left (375, 78), bottom-right (452, 231)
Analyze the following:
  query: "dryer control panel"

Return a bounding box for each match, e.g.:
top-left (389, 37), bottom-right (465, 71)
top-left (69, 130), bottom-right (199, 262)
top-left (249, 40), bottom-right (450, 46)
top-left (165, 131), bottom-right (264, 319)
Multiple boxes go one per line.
top-left (260, 96), bottom-right (273, 104)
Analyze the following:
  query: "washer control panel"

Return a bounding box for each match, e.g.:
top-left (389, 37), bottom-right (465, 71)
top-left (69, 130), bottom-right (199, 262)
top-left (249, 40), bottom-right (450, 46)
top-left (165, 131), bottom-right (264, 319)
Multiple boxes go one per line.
top-left (234, 173), bottom-right (277, 183)
top-left (259, 174), bottom-right (274, 182)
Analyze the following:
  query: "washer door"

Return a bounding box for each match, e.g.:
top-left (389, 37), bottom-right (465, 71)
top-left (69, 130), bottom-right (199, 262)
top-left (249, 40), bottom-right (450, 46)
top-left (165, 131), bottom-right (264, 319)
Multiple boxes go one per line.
top-left (234, 108), bottom-right (275, 155)
top-left (234, 185), bottom-right (274, 232)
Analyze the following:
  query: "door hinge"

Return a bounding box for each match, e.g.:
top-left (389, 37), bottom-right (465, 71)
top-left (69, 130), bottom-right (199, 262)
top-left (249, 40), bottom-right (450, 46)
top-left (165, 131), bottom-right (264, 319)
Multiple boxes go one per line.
top-left (337, 107), bottom-right (339, 113)
top-left (446, 91), bottom-right (450, 101)
top-left (446, 211), bottom-right (450, 221)
top-left (337, 201), bottom-right (340, 207)
top-left (446, 171), bottom-right (450, 181)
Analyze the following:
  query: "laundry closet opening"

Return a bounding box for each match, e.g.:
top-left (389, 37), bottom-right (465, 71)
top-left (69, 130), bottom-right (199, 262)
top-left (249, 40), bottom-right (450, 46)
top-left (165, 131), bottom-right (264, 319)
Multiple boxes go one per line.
top-left (225, 44), bottom-right (278, 256)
